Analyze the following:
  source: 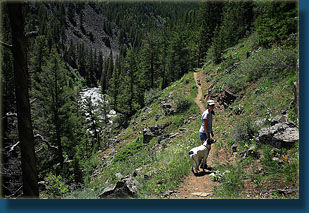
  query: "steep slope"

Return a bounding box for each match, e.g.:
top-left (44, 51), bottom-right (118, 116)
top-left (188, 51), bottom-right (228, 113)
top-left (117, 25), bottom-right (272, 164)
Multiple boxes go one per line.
top-left (65, 3), bottom-right (120, 58)
top-left (65, 32), bottom-right (298, 199)
top-left (66, 71), bottom-right (203, 198)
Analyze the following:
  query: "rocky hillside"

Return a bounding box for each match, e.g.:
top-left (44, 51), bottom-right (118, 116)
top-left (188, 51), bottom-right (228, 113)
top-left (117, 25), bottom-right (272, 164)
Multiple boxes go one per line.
top-left (64, 3), bottom-right (120, 59)
top-left (61, 33), bottom-right (298, 199)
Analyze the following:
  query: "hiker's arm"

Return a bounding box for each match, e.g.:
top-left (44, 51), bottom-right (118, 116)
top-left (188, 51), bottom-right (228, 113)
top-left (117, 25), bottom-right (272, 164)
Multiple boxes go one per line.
top-left (203, 119), bottom-right (209, 138)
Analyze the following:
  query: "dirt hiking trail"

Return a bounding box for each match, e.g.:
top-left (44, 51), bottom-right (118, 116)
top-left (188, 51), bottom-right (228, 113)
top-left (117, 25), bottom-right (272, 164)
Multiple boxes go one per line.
top-left (169, 71), bottom-right (221, 199)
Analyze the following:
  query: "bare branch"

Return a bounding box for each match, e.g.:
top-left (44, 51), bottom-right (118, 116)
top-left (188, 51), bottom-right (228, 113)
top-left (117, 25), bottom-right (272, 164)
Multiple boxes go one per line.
top-left (9, 141), bottom-right (20, 153)
top-left (2, 112), bottom-right (17, 119)
top-left (25, 31), bottom-right (39, 38)
top-left (30, 98), bottom-right (37, 104)
top-left (0, 41), bottom-right (13, 50)
top-left (6, 185), bottom-right (23, 198)
top-left (34, 133), bottom-right (58, 150)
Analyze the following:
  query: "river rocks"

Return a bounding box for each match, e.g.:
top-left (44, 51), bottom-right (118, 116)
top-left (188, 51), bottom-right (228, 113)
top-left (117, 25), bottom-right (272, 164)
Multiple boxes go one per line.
top-left (258, 117), bottom-right (299, 149)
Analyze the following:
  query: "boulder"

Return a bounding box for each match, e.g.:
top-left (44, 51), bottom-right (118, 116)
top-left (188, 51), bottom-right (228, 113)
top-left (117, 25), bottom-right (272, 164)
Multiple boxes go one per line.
top-left (143, 128), bottom-right (154, 144)
top-left (169, 132), bottom-right (180, 139)
top-left (155, 114), bottom-right (163, 121)
top-left (269, 115), bottom-right (288, 125)
top-left (163, 190), bottom-right (175, 197)
top-left (143, 124), bottom-right (169, 144)
top-left (196, 79), bottom-right (201, 85)
top-left (144, 107), bottom-right (152, 113)
top-left (162, 103), bottom-right (175, 116)
top-left (231, 144), bottom-right (238, 153)
top-left (238, 145), bottom-right (260, 160)
top-left (258, 119), bottom-right (299, 149)
top-left (99, 175), bottom-right (139, 198)
top-left (218, 90), bottom-right (240, 108)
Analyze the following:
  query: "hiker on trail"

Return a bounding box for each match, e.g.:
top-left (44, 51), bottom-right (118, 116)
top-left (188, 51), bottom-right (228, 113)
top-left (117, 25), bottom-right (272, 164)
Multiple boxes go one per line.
top-left (199, 100), bottom-right (215, 144)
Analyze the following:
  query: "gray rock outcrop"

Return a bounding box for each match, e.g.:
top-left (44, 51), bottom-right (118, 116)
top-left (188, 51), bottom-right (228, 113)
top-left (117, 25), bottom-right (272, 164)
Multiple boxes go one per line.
top-left (99, 174), bottom-right (139, 198)
top-left (218, 90), bottom-right (241, 108)
top-left (258, 116), bottom-right (299, 149)
top-left (143, 123), bottom-right (170, 144)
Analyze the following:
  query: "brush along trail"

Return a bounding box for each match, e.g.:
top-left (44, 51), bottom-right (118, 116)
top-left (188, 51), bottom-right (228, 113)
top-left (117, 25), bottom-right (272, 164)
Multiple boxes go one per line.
top-left (169, 71), bottom-right (224, 199)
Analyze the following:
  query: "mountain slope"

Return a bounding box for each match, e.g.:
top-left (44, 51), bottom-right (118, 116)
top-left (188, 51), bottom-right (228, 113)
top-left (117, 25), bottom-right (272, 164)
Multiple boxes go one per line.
top-left (64, 33), bottom-right (298, 199)
top-left (65, 3), bottom-right (120, 58)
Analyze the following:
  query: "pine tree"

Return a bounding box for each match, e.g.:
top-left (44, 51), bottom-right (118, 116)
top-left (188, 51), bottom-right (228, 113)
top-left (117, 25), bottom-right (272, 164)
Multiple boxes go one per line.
top-left (107, 57), bottom-right (120, 112)
top-left (33, 47), bottom-right (70, 169)
top-left (29, 35), bottom-right (49, 76)
top-left (196, 1), bottom-right (224, 65)
top-left (97, 50), bottom-right (103, 80)
top-left (106, 50), bottom-right (114, 87)
top-left (166, 28), bottom-right (191, 84)
top-left (78, 43), bottom-right (86, 78)
top-left (254, 1), bottom-right (297, 47)
top-left (140, 32), bottom-right (160, 89)
top-left (208, 25), bottom-right (223, 64)
top-left (219, 0), bottom-right (253, 50)
top-left (117, 49), bottom-right (142, 116)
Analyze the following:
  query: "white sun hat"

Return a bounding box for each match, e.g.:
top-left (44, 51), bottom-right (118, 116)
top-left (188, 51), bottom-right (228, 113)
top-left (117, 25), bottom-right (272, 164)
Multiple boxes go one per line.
top-left (207, 100), bottom-right (215, 106)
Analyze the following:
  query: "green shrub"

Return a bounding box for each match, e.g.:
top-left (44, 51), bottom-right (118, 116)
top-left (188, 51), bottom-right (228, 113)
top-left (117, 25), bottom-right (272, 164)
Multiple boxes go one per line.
top-left (113, 136), bottom-right (143, 162)
top-left (232, 117), bottom-right (258, 147)
top-left (173, 115), bottom-right (185, 127)
top-left (224, 47), bottom-right (297, 93)
top-left (213, 164), bottom-right (245, 198)
top-left (144, 88), bottom-right (162, 106)
top-left (240, 47), bottom-right (297, 82)
top-left (80, 153), bottom-right (100, 184)
top-left (43, 173), bottom-right (70, 198)
top-left (173, 94), bottom-right (191, 113)
top-left (221, 55), bottom-right (240, 70)
top-left (260, 144), bottom-right (299, 187)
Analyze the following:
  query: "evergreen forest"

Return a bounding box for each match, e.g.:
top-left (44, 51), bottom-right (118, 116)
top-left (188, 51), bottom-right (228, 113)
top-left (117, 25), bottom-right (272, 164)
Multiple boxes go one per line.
top-left (1, 0), bottom-right (299, 199)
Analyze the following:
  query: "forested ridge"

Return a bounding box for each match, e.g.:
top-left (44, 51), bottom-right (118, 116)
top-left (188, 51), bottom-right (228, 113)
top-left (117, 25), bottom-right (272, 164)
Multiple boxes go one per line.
top-left (1, 0), bottom-right (298, 198)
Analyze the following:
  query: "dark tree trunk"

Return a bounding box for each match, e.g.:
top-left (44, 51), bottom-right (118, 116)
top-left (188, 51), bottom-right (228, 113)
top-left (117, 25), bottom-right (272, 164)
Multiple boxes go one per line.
top-left (7, 3), bottom-right (39, 198)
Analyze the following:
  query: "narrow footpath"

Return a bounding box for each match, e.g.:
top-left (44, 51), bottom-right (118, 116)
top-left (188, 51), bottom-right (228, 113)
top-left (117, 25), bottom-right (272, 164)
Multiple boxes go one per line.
top-left (169, 71), bottom-right (220, 199)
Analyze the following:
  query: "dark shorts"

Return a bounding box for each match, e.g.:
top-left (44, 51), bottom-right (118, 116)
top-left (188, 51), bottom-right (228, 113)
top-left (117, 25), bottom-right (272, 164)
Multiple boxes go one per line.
top-left (199, 132), bottom-right (207, 141)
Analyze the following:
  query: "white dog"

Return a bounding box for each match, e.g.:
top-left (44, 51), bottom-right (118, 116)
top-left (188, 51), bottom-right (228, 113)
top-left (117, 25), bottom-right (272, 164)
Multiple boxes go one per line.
top-left (189, 138), bottom-right (216, 172)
